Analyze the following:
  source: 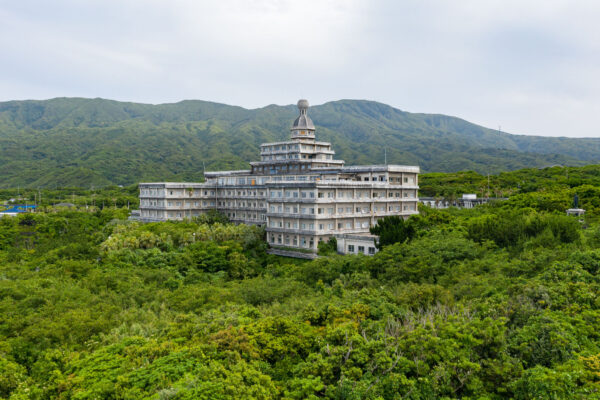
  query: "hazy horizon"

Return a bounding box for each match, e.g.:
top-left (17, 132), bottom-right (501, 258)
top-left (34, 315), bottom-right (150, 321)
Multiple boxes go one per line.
top-left (2, 1), bottom-right (599, 138)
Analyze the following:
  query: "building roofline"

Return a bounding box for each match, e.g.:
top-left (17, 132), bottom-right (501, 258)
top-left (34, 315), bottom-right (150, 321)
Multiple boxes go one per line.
top-left (204, 169), bottom-right (252, 177)
top-left (261, 140), bottom-right (333, 147)
top-left (313, 165), bottom-right (420, 173)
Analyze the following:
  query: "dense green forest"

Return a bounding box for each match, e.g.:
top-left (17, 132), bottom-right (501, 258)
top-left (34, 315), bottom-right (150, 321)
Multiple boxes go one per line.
top-left (1, 98), bottom-right (599, 188)
top-left (1, 165), bottom-right (600, 399)
top-left (0, 186), bottom-right (139, 210)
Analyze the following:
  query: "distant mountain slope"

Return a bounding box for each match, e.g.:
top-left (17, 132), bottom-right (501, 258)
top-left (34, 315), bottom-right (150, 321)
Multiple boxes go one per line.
top-left (0, 97), bottom-right (598, 188)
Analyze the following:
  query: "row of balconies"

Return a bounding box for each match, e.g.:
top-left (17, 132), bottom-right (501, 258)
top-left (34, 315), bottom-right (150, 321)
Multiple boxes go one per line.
top-left (266, 208), bottom-right (417, 219)
top-left (217, 206), bottom-right (267, 212)
top-left (265, 226), bottom-right (373, 236)
top-left (140, 184), bottom-right (420, 198)
top-left (141, 194), bottom-right (419, 204)
top-left (140, 199), bottom-right (418, 211)
top-left (266, 197), bottom-right (419, 204)
top-left (265, 209), bottom-right (415, 218)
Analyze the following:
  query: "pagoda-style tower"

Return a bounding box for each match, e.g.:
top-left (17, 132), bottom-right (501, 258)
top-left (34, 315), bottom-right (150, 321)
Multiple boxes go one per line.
top-left (250, 99), bottom-right (344, 175)
top-left (290, 99), bottom-right (316, 141)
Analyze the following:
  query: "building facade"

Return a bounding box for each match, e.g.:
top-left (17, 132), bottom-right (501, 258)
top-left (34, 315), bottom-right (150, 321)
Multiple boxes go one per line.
top-left (138, 100), bottom-right (420, 254)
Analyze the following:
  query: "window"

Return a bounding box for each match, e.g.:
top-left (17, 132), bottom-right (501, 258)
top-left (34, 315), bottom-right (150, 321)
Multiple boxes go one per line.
top-left (368, 247), bottom-right (376, 254)
top-left (319, 224), bottom-right (323, 230)
top-left (358, 246), bottom-right (365, 253)
top-left (348, 245), bottom-right (355, 253)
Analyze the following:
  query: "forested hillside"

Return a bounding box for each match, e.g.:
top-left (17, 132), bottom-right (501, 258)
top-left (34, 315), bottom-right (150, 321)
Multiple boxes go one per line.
top-left (1, 98), bottom-right (599, 188)
top-left (1, 165), bottom-right (600, 399)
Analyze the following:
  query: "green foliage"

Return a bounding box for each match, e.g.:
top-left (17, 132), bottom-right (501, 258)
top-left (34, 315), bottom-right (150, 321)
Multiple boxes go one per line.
top-left (317, 236), bottom-right (337, 255)
top-left (1, 167), bottom-right (600, 399)
top-left (1, 98), bottom-right (599, 188)
top-left (466, 210), bottom-right (580, 249)
top-left (370, 215), bottom-right (417, 249)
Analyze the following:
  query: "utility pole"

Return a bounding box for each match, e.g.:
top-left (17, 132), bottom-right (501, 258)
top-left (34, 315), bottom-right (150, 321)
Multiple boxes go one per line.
top-left (384, 147), bottom-right (387, 165)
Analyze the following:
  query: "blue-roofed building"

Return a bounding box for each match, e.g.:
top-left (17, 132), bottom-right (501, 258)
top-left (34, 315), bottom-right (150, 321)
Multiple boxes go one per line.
top-left (0, 204), bottom-right (37, 216)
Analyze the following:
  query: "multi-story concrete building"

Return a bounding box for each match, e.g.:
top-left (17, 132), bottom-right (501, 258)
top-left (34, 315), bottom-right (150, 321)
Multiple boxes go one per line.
top-left (138, 100), bottom-right (420, 256)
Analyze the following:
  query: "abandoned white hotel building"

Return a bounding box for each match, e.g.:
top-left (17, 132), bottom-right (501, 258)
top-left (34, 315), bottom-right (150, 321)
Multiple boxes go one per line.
top-left (138, 100), bottom-right (419, 256)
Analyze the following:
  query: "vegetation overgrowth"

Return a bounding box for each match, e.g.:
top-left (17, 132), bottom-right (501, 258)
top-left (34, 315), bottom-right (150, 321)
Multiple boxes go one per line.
top-left (1, 98), bottom-right (600, 187)
top-left (1, 165), bottom-right (600, 399)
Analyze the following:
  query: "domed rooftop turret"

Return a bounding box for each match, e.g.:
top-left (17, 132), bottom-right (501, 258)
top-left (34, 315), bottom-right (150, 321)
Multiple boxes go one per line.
top-left (291, 99), bottom-right (315, 140)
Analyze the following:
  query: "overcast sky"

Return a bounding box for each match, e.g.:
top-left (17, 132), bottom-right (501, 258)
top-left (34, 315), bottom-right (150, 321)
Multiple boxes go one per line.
top-left (1, 0), bottom-right (599, 137)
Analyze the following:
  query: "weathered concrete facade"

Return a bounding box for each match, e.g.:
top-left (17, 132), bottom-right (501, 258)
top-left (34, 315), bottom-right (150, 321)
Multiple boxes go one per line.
top-left (138, 100), bottom-right (420, 255)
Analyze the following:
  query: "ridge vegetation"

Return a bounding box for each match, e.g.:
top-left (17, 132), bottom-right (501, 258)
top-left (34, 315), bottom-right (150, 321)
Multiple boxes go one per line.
top-left (1, 98), bottom-right (599, 188)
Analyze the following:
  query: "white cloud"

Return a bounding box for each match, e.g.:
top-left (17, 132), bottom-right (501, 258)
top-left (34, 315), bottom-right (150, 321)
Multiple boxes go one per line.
top-left (0, 0), bottom-right (599, 137)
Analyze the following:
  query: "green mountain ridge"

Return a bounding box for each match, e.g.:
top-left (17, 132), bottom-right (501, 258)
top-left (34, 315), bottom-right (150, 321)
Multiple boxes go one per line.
top-left (0, 97), bottom-right (598, 188)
